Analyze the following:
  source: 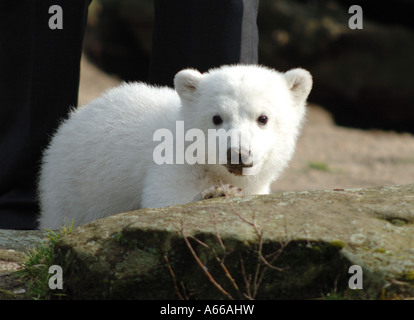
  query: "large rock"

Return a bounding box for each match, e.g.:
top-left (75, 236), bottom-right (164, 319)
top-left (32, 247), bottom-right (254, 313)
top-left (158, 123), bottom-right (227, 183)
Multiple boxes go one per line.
top-left (54, 184), bottom-right (414, 299)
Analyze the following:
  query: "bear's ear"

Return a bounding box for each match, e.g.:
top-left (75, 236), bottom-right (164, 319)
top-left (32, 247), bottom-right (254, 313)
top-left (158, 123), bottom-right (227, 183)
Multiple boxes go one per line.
top-left (283, 68), bottom-right (313, 104)
top-left (174, 69), bottom-right (203, 103)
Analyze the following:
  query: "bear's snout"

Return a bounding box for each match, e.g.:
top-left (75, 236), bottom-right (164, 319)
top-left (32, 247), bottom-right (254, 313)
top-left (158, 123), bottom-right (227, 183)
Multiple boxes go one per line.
top-left (226, 147), bottom-right (252, 165)
top-left (225, 147), bottom-right (253, 176)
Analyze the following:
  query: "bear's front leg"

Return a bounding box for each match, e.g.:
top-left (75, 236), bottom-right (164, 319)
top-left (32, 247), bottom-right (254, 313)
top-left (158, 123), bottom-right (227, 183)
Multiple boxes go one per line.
top-left (193, 184), bottom-right (243, 202)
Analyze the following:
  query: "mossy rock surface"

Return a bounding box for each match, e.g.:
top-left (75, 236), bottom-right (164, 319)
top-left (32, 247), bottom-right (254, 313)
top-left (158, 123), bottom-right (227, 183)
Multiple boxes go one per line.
top-left (53, 184), bottom-right (414, 299)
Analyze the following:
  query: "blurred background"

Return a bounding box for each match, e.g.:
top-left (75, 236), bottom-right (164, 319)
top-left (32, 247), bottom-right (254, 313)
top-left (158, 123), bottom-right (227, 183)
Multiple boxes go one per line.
top-left (78, 0), bottom-right (414, 192)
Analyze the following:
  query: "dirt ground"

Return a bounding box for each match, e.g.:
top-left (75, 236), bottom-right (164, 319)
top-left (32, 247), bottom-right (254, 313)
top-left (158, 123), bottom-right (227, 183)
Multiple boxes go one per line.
top-left (78, 55), bottom-right (414, 192)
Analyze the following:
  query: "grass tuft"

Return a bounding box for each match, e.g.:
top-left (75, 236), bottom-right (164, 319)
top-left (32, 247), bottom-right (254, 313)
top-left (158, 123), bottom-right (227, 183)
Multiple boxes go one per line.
top-left (307, 161), bottom-right (332, 172)
top-left (17, 224), bottom-right (73, 299)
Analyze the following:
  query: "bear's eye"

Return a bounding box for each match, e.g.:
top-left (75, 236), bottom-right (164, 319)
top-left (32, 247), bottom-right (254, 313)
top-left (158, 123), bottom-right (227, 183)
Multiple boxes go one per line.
top-left (257, 115), bottom-right (268, 125)
top-left (212, 115), bottom-right (223, 125)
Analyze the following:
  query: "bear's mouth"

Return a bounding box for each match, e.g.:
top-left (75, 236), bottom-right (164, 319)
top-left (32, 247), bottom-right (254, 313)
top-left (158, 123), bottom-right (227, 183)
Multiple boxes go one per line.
top-left (224, 163), bottom-right (254, 176)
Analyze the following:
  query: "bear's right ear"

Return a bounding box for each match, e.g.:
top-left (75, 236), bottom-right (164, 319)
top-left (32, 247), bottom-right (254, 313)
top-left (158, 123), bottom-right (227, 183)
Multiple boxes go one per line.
top-left (174, 69), bottom-right (203, 103)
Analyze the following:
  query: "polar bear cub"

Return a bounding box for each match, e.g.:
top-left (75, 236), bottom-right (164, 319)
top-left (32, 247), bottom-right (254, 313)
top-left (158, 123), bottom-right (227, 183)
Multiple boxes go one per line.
top-left (37, 65), bottom-right (312, 229)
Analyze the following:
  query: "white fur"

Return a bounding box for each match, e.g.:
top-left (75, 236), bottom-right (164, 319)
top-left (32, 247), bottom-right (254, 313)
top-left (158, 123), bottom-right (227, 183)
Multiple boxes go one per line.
top-left (37, 65), bottom-right (312, 229)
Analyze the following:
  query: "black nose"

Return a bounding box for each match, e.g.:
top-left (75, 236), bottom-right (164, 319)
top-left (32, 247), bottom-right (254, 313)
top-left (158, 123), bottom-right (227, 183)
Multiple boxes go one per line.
top-left (227, 148), bottom-right (253, 166)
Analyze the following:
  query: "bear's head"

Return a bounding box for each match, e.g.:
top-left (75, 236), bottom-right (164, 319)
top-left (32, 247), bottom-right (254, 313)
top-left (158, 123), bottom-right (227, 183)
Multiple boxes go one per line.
top-left (174, 65), bottom-right (312, 179)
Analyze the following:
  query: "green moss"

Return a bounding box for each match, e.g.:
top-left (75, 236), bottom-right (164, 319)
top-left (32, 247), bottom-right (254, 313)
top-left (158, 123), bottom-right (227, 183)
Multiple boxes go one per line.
top-left (403, 270), bottom-right (414, 281)
top-left (388, 218), bottom-right (407, 226)
top-left (112, 231), bottom-right (139, 249)
top-left (330, 240), bottom-right (347, 249)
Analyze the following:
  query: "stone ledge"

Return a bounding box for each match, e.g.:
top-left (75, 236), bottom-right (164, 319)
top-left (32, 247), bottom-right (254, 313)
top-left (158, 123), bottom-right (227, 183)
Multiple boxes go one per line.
top-left (53, 184), bottom-right (414, 299)
top-left (0, 230), bottom-right (49, 253)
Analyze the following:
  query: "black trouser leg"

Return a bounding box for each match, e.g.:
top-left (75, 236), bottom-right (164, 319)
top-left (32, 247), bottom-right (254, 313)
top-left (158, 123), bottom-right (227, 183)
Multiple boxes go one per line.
top-left (149, 0), bottom-right (259, 87)
top-left (0, 1), bottom-right (90, 229)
